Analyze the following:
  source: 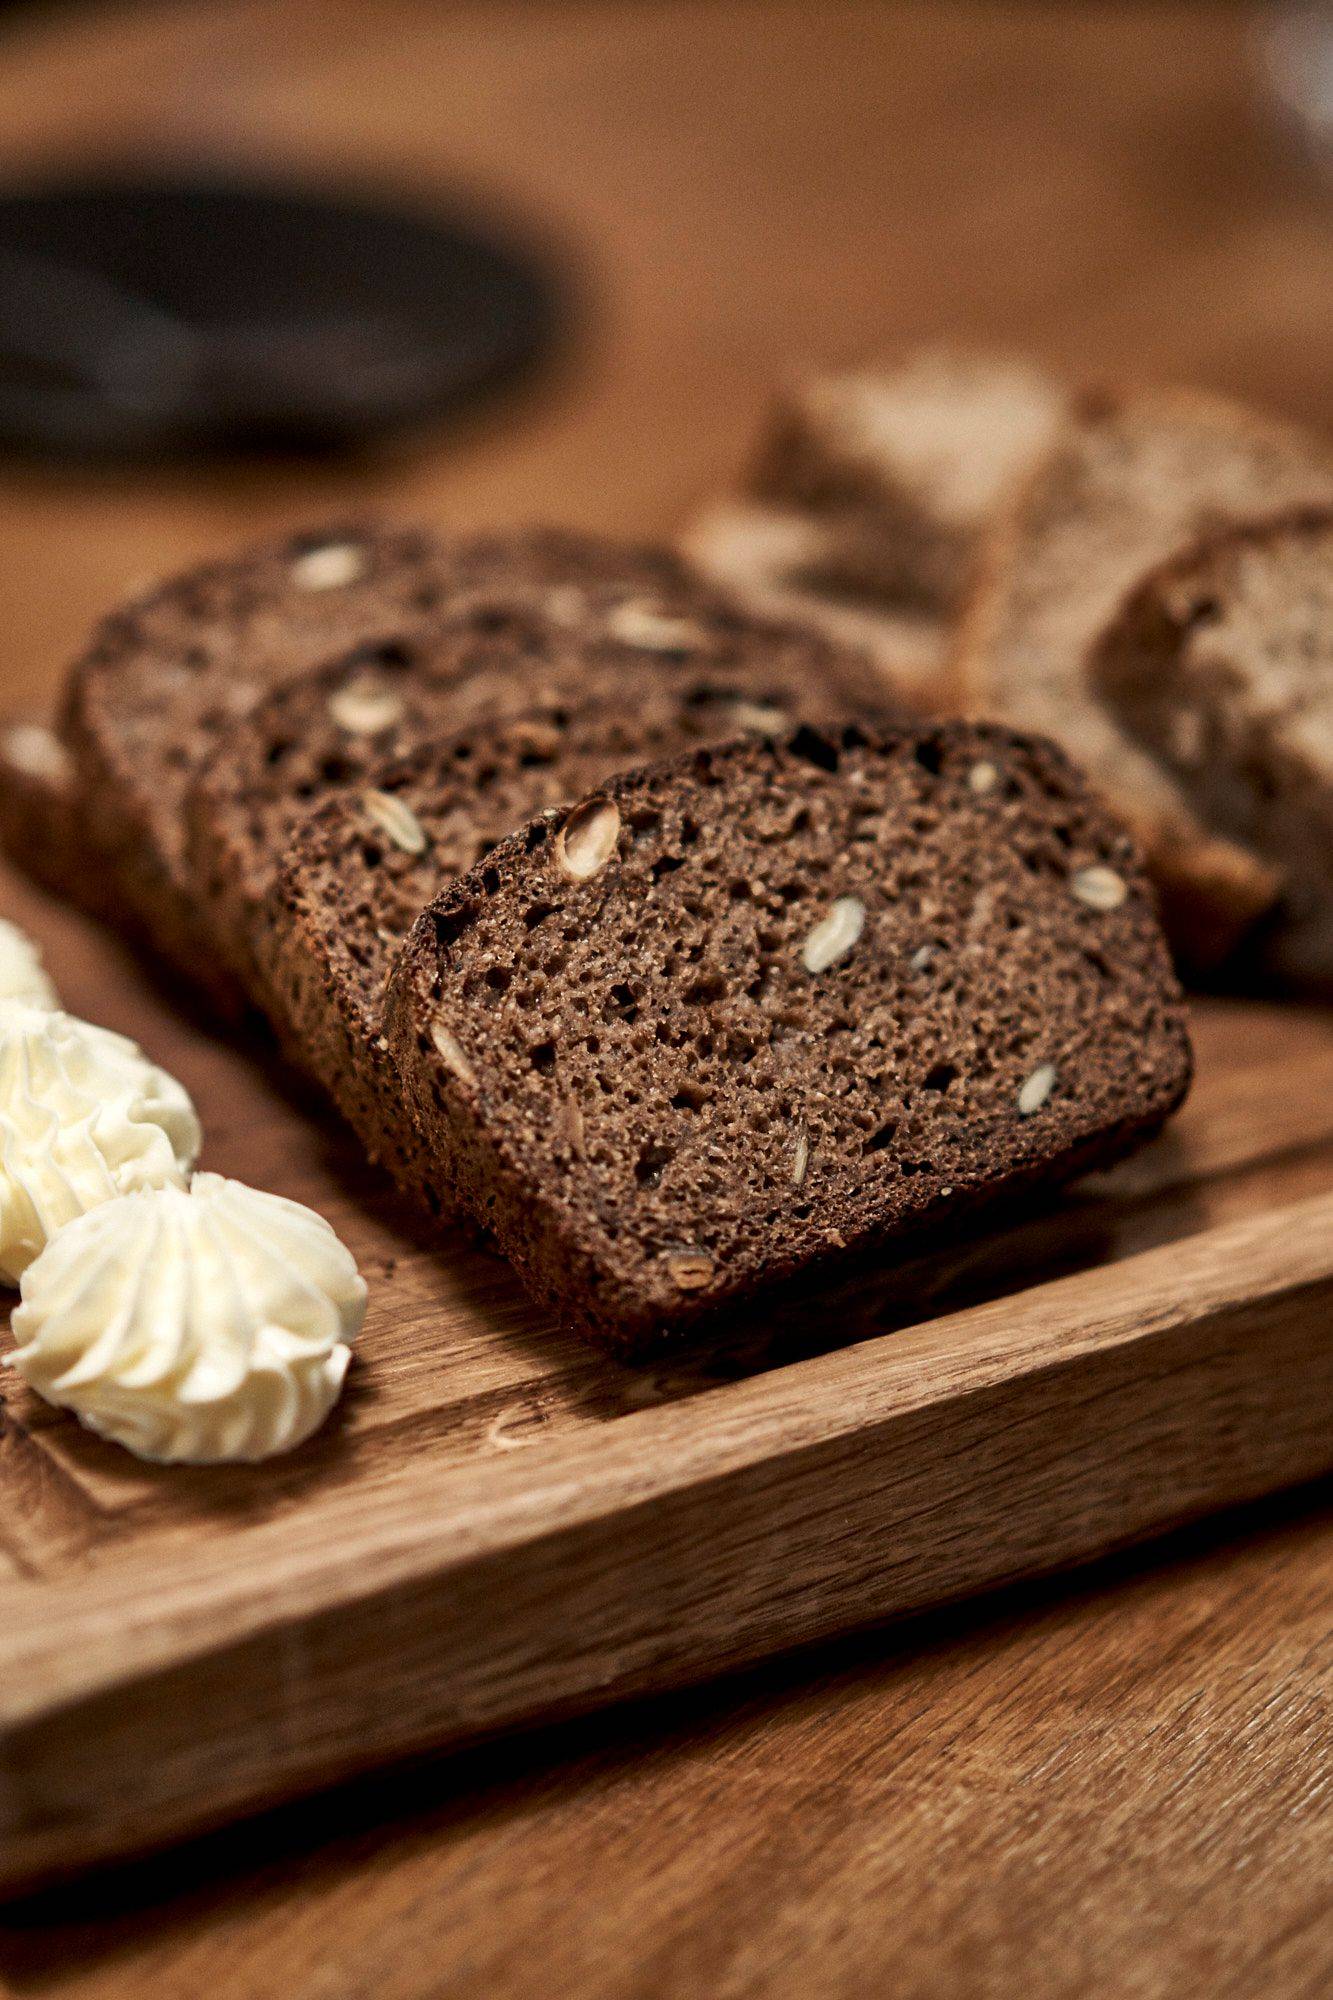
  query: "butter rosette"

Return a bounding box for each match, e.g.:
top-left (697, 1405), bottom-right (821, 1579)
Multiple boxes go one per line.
top-left (0, 918), bottom-right (59, 1009)
top-left (9, 1173), bottom-right (366, 1463)
top-left (0, 1004), bottom-right (201, 1280)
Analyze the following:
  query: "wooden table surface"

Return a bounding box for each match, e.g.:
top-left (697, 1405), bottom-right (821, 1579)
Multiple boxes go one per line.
top-left (0, 2), bottom-right (1330, 1994)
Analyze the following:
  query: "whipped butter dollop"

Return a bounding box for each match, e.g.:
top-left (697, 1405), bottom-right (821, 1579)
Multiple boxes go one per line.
top-left (10, 1174), bottom-right (366, 1463)
top-left (0, 919), bottom-right (59, 1009)
top-left (0, 1004), bottom-right (201, 1280)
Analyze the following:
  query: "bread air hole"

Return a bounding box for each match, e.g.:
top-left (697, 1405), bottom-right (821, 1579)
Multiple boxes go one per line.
top-left (604, 982), bottom-right (638, 1022)
top-left (634, 1142), bottom-right (674, 1189)
top-left (788, 725), bottom-right (840, 772)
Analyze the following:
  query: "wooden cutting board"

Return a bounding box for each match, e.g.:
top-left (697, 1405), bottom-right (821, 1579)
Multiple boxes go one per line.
top-left (1, 861), bottom-right (1331, 1899)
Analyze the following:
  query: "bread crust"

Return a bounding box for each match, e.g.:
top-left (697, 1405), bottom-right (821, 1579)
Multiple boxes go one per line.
top-left (59, 521), bottom-right (458, 1012)
top-left (185, 550), bottom-right (893, 1011)
top-left (386, 722), bottom-right (1191, 1350)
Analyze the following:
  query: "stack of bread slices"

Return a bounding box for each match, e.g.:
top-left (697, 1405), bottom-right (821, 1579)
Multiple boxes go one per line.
top-left (23, 349), bottom-right (1323, 1344)
top-left (688, 352), bottom-right (1333, 990)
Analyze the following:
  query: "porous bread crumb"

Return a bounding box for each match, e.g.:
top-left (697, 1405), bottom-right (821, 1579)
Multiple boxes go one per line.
top-left (385, 723), bottom-right (1190, 1349)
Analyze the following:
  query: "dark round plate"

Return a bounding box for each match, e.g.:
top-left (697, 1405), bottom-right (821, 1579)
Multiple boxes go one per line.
top-left (0, 172), bottom-right (563, 456)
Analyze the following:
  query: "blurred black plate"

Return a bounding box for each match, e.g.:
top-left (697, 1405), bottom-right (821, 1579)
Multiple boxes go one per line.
top-left (0, 172), bottom-right (562, 457)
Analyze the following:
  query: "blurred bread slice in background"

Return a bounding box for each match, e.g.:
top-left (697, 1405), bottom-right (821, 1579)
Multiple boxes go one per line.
top-left (681, 498), bottom-right (949, 704)
top-left (684, 347), bottom-right (1068, 712)
top-left (684, 355), bottom-right (1333, 988)
top-left (954, 388), bottom-right (1333, 973)
top-left (1093, 507), bottom-right (1333, 995)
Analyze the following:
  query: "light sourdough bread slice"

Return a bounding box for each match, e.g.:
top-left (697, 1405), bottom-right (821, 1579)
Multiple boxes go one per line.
top-left (186, 568), bottom-right (891, 1011)
top-left (1094, 507), bottom-right (1333, 994)
top-left (684, 348), bottom-right (1067, 711)
top-left (385, 723), bottom-right (1191, 1352)
top-left (954, 388), bottom-right (1333, 972)
top-left (682, 501), bottom-right (950, 707)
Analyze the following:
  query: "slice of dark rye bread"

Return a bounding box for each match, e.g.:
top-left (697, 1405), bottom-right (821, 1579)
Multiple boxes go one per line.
top-left (185, 583), bottom-right (893, 1008)
top-left (384, 723), bottom-right (1192, 1351)
top-left (258, 689), bottom-right (885, 1183)
top-left (55, 522), bottom-right (697, 1008)
top-left (953, 387), bottom-right (1333, 973)
top-left (1093, 507), bottom-right (1333, 995)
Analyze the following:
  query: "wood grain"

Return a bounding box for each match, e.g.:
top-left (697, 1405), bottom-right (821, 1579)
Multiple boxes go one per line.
top-left (2, 1185), bottom-right (1332, 1896)
top-left (0, 0), bottom-right (1330, 1993)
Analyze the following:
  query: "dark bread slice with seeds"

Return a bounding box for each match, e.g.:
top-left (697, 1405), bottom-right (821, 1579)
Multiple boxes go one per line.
top-left (385, 723), bottom-right (1192, 1351)
top-left (187, 573), bottom-right (891, 1006)
top-left (60, 523), bottom-right (453, 1007)
top-left (258, 682), bottom-right (895, 1183)
top-left (59, 522), bottom-right (691, 1007)
top-left (1093, 507), bottom-right (1333, 994)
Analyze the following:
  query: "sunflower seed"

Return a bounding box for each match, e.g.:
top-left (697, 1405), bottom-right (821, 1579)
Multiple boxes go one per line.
top-left (729, 700), bottom-right (790, 737)
top-left (362, 789), bottom-right (428, 854)
top-left (290, 542), bottom-right (366, 591)
top-left (328, 678), bottom-right (405, 735)
top-left (1070, 865), bottom-right (1127, 911)
top-left (801, 896), bottom-right (866, 973)
top-left (607, 602), bottom-right (706, 652)
top-left (431, 1019), bottom-right (476, 1087)
top-left (1018, 1062), bottom-right (1058, 1115)
top-left (664, 1248), bottom-right (715, 1290)
top-left (556, 796), bottom-right (621, 880)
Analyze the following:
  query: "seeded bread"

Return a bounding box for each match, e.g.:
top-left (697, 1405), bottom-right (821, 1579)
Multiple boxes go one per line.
top-left (59, 525), bottom-right (447, 1004)
top-left (259, 683), bottom-right (887, 1180)
top-left (954, 388), bottom-right (1333, 972)
top-left (385, 723), bottom-right (1191, 1351)
top-left (1094, 507), bottom-right (1333, 994)
top-left (187, 577), bottom-right (891, 1006)
top-left (59, 523), bottom-right (693, 1008)
top-left (684, 349), bottom-right (1067, 711)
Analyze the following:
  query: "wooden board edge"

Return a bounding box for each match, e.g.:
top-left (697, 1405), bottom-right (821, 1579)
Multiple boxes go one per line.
top-left (1, 1192), bottom-right (1331, 1893)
